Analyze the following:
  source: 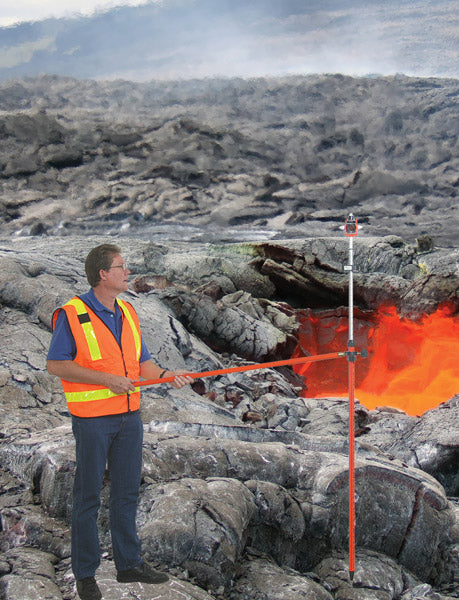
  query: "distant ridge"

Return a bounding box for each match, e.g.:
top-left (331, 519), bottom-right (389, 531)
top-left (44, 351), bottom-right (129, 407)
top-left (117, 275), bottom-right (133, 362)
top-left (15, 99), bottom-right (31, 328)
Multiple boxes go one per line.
top-left (0, 0), bottom-right (457, 81)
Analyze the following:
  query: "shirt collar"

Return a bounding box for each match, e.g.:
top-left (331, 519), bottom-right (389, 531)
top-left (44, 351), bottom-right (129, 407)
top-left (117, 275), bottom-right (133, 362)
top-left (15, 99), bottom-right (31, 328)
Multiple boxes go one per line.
top-left (86, 288), bottom-right (120, 316)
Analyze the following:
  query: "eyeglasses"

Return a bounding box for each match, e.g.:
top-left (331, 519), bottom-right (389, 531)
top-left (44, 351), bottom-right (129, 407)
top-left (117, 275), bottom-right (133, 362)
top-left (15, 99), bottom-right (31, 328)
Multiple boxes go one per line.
top-left (109, 262), bottom-right (129, 272)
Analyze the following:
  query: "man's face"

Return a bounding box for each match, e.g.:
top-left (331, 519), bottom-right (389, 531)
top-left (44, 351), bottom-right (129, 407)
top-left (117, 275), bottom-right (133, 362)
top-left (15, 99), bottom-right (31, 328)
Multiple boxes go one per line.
top-left (101, 254), bottom-right (130, 293)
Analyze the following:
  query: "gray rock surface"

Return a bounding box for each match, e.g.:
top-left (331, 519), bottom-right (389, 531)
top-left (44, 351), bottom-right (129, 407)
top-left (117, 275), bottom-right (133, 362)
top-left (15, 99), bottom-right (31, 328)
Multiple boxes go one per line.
top-left (90, 560), bottom-right (216, 600)
top-left (157, 287), bottom-right (298, 361)
top-left (254, 237), bottom-right (459, 316)
top-left (231, 555), bottom-right (334, 600)
top-left (360, 396), bottom-right (459, 497)
top-left (0, 547), bottom-right (62, 600)
top-left (0, 74), bottom-right (457, 246)
top-left (1, 419), bottom-right (456, 596)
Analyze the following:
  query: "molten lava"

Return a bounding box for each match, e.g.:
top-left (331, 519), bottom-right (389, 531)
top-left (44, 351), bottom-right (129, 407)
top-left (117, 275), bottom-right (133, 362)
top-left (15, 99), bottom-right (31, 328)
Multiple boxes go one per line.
top-left (293, 305), bottom-right (459, 416)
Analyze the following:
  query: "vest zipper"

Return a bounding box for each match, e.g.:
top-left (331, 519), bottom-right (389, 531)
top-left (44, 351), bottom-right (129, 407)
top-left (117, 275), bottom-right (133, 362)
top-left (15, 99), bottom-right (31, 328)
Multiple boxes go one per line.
top-left (121, 349), bottom-right (131, 412)
top-left (119, 311), bottom-right (131, 412)
top-left (112, 305), bottom-right (131, 413)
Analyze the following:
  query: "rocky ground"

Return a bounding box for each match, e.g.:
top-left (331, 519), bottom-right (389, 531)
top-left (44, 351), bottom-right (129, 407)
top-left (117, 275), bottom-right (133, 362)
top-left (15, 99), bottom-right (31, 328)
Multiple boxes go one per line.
top-left (0, 74), bottom-right (457, 246)
top-left (0, 73), bottom-right (458, 599)
top-left (0, 233), bottom-right (458, 600)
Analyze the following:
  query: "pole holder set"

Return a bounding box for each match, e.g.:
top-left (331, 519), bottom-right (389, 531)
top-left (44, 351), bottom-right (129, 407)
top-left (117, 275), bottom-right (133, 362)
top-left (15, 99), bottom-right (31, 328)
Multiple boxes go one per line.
top-left (135, 214), bottom-right (366, 582)
top-left (346, 348), bottom-right (368, 362)
top-left (343, 212), bottom-right (367, 581)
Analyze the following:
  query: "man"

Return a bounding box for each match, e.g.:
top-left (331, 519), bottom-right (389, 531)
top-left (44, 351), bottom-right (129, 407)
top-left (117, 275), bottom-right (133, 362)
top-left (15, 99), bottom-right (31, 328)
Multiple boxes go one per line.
top-left (47, 244), bottom-right (191, 600)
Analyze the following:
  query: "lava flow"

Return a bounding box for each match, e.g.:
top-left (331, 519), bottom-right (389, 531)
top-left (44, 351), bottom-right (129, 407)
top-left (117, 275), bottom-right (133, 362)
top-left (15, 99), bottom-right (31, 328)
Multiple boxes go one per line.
top-left (292, 304), bottom-right (459, 416)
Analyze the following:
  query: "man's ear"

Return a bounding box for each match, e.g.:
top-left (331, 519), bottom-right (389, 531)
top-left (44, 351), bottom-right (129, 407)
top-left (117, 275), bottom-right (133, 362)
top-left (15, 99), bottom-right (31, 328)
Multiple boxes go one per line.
top-left (99, 268), bottom-right (108, 281)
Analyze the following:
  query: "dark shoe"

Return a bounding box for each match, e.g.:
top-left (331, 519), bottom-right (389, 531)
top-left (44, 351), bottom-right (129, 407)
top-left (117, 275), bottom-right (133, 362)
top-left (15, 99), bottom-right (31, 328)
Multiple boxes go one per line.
top-left (76, 576), bottom-right (102, 600)
top-left (116, 562), bottom-right (169, 584)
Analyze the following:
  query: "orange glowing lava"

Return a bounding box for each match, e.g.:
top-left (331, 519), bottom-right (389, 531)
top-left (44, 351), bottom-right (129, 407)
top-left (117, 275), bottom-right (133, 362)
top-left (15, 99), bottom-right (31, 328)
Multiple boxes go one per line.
top-left (293, 305), bottom-right (459, 416)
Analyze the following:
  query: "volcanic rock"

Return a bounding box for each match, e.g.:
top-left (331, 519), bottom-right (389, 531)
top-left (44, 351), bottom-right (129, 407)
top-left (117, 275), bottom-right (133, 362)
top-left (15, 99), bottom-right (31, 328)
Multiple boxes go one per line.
top-left (254, 237), bottom-right (459, 317)
top-left (1, 423), bottom-right (454, 590)
top-left (361, 395), bottom-right (459, 497)
top-left (142, 243), bottom-right (276, 298)
top-left (0, 547), bottom-right (62, 600)
top-left (0, 74), bottom-right (458, 246)
top-left (231, 556), bottom-right (334, 600)
top-left (157, 287), bottom-right (298, 361)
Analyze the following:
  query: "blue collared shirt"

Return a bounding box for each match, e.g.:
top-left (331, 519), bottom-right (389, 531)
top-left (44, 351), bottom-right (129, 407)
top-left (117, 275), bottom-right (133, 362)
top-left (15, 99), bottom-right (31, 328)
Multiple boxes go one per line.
top-left (47, 288), bottom-right (151, 363)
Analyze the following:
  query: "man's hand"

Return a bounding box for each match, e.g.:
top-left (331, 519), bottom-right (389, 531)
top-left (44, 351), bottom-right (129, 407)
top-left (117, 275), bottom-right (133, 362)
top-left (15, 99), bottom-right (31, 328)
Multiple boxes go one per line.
top-left (167, 370), bottom-right (193, 389)
top-left (139, 361), bottom-right (193, 389)
top-left (101, 373), bottom-right (136, 395)
top-left (47, 360), bottom-right (136, 394)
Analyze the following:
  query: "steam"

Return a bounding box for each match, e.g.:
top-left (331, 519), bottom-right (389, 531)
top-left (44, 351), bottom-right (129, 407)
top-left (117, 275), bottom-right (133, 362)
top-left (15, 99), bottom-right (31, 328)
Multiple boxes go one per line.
top-left (0, 0), bottom-right (456, 80)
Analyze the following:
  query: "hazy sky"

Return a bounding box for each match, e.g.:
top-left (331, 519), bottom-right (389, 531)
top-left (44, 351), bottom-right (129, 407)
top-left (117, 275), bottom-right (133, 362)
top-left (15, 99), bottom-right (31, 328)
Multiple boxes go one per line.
top-left (0, 0), bottom-right (456, 80)
top-left (0, 0), bottom-right (155, 27)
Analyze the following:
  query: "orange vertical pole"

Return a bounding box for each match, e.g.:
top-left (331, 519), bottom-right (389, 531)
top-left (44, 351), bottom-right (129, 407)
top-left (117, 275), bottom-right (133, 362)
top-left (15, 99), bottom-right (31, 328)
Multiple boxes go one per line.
top-left (348, 348), bottom-right (356, 580)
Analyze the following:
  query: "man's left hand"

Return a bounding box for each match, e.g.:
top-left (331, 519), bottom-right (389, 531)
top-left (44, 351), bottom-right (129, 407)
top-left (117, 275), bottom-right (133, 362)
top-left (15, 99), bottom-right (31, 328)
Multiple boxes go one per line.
top-left (168, 370), bottom-right (193, 389)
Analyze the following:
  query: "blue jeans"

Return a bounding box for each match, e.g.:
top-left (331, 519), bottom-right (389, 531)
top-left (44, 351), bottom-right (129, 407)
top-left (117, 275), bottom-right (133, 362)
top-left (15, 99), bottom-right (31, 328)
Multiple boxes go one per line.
top-left (71, 411), bottom-right (143, 580)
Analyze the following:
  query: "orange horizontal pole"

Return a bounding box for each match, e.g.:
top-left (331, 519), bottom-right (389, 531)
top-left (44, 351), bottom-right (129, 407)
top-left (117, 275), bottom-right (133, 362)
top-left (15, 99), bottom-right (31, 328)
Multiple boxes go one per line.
top-left (134, 351), bottom-right (345, 388)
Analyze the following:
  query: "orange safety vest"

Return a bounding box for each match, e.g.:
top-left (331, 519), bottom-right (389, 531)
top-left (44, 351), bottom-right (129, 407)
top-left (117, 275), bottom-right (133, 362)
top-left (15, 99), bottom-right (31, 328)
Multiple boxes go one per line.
top-left (52, 296), bottom-right (142, 417)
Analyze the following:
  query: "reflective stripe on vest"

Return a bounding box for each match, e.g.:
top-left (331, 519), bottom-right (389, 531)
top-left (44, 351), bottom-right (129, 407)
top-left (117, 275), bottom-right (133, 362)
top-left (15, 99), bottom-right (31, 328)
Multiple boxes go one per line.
top-left (65, 385), bottom-right (140, 404)
top-left (65, 297), bottom-right (102, 361)
top-left (117, 299), bottom-right (141, 362)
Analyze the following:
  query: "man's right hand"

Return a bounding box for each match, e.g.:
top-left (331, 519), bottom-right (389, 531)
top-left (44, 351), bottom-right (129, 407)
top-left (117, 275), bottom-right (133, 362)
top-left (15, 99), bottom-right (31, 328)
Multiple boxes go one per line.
top-left (101, 374), bottom-right (136, 395)
top-left (47, 360), bottom-right (136, 394)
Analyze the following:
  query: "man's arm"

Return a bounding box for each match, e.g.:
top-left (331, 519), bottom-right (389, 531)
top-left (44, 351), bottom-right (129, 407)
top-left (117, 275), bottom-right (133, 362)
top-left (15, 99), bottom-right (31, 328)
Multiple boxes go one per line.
top-left (139, 360), bottom-right (168, 381)
top-left (47, 360), bottom-right (135, 394)
top-left (139, 360), bottom-right (192, 389)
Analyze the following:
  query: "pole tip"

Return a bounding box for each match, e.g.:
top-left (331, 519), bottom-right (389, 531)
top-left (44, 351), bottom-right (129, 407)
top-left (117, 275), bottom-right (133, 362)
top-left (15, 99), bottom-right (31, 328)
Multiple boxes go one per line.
top-left (349, 570), bottom-right (354, 583)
